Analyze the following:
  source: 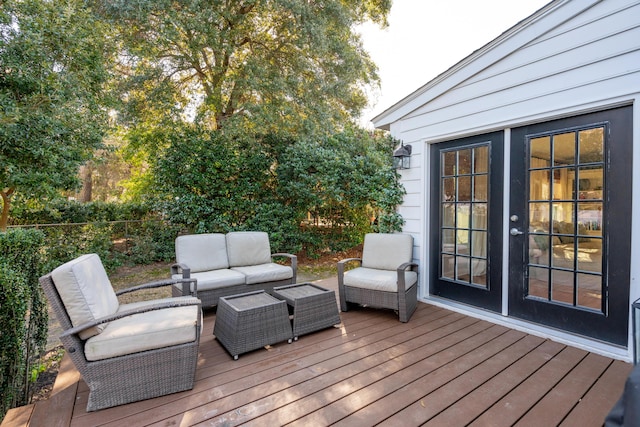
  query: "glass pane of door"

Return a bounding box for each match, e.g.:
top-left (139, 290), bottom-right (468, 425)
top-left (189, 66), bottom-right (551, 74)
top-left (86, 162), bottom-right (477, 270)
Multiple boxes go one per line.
top-left (527, 126), bottom-right (604, 311)
top-left (439, 144), bottom-right (490, 288)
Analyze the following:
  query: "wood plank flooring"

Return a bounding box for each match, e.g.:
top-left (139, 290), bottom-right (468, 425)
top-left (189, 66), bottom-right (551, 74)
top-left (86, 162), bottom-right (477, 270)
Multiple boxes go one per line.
top-left (2, 278), bottom-right (633, 427)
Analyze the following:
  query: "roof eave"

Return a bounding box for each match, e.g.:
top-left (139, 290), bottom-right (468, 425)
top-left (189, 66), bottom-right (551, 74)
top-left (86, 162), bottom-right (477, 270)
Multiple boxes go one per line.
top-left (371, 0), bottom-right (566, 130)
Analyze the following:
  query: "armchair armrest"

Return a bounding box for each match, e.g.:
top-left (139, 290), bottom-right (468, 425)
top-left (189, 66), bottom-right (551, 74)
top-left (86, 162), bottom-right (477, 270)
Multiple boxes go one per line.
top-left (337, 258), bottom-right (362, 282)
top-left (397, 262), bottom-right (418, 272)
top-left (61, 296), bottom-right (202, 340)
top-left (337, 258), bottom-right (362, 312)
top-left (396, 262), bottom-right (419, 293)
top-left (115, 277), bottom-right (198, 298)
top-left (171, 262), bottom-right (191, 278)
top-left (337, 257), bottom-right (362, 270)
top-left (115, 277), bottom-right (197, 295)
top-left (170, 263), bottom-right (197, 296)
top-left (272, 252), bottom-right (298, 283)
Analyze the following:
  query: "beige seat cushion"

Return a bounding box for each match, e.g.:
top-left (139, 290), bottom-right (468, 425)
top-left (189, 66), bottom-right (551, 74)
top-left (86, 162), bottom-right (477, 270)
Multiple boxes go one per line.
top-left (231, 263), bottom-right (293, 285)
top-left (175, 233), bottom-right (229, 273)
top-left (50, 254), bottom-right (119, 340)
top-left (226, 231), bottom-right (272, 267)
top-left (344, 267), bottom-right (418, 292)
top-left (171, 268), bottom-right (246, 292)
top-left (361, 233), bottom-right (413, 271)
top-left (84, 298), bottom-right (199, 361)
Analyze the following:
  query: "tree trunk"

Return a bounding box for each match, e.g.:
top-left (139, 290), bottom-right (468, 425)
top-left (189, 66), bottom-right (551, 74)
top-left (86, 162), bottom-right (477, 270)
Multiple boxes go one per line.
top-left (78, 163), bottom-right (93, 202)
top-left (0, 188), bottom-right (14, 232)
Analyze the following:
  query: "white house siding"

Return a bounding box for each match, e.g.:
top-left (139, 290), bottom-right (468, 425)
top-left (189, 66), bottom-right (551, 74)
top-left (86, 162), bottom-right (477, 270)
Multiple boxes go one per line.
top-left (398, 0), bottom-right (640, 141)
top-left (374, 0), bottom-right (640, 361)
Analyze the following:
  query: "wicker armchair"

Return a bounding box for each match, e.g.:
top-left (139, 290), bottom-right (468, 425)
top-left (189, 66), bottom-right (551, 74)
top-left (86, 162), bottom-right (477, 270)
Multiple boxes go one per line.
top-left (338, 233), bottom-right (418, 322)
top-left (40, 254), bottom-right (201, 411)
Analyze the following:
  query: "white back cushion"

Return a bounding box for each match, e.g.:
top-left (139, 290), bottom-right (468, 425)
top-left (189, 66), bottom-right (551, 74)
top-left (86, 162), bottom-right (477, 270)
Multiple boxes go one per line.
top-left (361, 233), bottom-right (413, 271)
top-left (175, 233), bottom-right (229, 272)
top-left (51, 254), bottom-right (119, 339)
top-left (226, 231), bottom-right (271, 267)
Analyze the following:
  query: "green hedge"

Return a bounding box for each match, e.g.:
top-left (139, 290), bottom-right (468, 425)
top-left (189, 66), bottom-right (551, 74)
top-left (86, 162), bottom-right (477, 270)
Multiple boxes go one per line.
top-left (0, 229), bottom-right (47, 420)
top-left (10, 199), bottom-right (151, 225)
top-left (9, 200), bottom-right (182, 272)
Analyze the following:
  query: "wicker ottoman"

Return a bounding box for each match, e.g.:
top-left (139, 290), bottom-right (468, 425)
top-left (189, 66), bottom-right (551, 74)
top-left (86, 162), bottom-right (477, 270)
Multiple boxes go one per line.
top-left (273, 283), bottom-right (341, 340)
top-left (213, 291), bottom-right (293, 360)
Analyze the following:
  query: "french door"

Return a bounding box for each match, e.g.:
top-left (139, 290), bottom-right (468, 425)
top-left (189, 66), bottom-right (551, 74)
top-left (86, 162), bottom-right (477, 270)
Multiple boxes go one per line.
top-left (508, 106), bottom-right (632, 346)
top-left (429, 131), bottom-right (504, 312)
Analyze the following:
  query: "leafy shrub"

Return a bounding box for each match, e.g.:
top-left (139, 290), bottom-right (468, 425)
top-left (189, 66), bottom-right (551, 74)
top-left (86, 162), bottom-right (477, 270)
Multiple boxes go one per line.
top-left (152, 125), bottom-right (405, 255)
top-left (38, 222), bottom-right (123, 273)
top-left (126, 221), bottom-right (184, 264)
top-left (0, 229), bottom-right (47, 419)
top-left (10, 198), bottom-right (176, 273)
top-left (10, 199), bottom-right (151, 225)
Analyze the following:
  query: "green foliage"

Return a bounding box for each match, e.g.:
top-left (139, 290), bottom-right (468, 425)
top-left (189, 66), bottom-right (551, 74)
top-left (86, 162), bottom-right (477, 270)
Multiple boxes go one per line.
top-left (9, 200), bottom-right (176, 271)
top-left (0, 263), bottom-right (29, 419)
top-left (153, 126), bottom-right (283, 232)
top-left (98, 0), bottom-right (390, 139)
top-left (152, 125), bottom-right (404, 256)
top-left (40, 222), bottom-right (123, 273)
top-left (0, 0), bottom-right (113, 230)
top-left (10, 199), bottom-right (151, 225)
top-left (0, 229), bottom-right (47, 419)
top-left (126, 221), bottom-right (184, 265)
top-left (279, 127), bottom-right (405, 253)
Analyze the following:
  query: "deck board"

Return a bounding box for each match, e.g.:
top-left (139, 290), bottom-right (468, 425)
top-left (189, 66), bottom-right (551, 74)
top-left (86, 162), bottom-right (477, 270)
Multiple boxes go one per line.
top-left (560, 359), bottom-right (633, 427)
top-left (422, 339), bottom-right (566, 426)
top-left (1, 405), bottom-right (34, 427)
top-left (2, 277), bottom-right (633, 427)
top-left (469, 346), bottom-right (589, 427)
top-left (293, 324), bottom-right (512, 426)
top-left (514, 352), bottom-right (613, 427)
top-left (356, 333), bottom-right (547, 426)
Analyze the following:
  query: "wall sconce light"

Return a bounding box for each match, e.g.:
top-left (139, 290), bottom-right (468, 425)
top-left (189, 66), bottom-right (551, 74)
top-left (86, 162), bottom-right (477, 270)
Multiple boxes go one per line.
top-left (393, 142), bottom-right (412, 170)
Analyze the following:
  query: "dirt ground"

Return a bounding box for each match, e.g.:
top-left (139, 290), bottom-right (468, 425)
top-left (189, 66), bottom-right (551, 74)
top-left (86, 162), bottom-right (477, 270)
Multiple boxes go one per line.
top-left (32, 245), bottom-right (362, 402)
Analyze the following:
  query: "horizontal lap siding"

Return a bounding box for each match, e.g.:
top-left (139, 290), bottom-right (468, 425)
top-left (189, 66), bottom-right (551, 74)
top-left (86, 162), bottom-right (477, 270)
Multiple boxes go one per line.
top-left (397, 0), bottom-right (640, 141)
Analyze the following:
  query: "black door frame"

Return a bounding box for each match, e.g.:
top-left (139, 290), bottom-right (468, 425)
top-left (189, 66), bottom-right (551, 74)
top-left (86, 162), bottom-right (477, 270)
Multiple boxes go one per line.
top-left (429, 131), bottom-right (504, 313)
top-left (508, 105), bottom-right (633, 346)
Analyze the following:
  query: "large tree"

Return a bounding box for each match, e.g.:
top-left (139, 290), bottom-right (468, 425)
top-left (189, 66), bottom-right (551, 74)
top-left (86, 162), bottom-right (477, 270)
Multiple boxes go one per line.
top-left (0, 0), bottom-right (112, 230)
top-left (97, 0), bottom-right (390, 137)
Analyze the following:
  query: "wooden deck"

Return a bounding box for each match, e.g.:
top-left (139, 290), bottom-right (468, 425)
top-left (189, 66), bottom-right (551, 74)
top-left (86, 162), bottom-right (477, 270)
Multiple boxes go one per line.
top-left (2, 278), bottom-right (633, 427)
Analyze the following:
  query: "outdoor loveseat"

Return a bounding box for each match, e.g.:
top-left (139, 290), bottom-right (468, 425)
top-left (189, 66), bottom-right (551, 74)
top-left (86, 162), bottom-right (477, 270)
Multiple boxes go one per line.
top-left (171, 231), bottom-right (297, 308)
top-left (40, 253), bottom-right (202, 411)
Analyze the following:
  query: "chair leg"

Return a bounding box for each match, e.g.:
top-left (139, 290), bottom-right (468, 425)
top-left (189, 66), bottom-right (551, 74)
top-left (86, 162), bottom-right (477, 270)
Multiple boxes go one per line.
top-left (338, 279), bottom-right (349, 312)
top-left (398, 285), bottom-right (418, 323)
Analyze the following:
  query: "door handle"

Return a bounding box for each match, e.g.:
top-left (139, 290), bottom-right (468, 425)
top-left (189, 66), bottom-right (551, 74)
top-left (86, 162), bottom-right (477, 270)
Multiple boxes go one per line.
top-left (510, 227), bottom-right (524, 236)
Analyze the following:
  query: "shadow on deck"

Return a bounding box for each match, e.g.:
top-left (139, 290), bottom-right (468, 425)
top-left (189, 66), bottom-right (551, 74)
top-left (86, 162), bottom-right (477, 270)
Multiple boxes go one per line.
top-left (2, 278), bottom-right (633, 427)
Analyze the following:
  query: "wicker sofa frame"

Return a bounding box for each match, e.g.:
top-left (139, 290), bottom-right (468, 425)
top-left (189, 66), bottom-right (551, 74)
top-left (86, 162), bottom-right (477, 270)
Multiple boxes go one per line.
top-left (171, 254), bottom-right (296, 308)
top-left (40, 273), bottom-right (201, 412)
top-left (171, 232), bottom-right (297, 309)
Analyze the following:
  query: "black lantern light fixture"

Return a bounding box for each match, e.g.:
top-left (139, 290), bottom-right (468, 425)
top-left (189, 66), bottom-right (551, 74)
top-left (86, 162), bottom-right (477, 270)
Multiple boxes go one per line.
top-left (393, 142), bottom-right (412, 170)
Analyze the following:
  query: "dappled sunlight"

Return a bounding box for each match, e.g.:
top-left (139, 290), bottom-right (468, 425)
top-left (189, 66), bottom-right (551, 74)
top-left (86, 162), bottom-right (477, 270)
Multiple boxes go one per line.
top-left (15, 302), bottom-right (631, 426)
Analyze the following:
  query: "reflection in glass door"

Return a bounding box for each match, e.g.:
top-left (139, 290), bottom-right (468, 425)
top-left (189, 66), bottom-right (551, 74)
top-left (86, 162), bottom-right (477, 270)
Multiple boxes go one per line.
top-left (441, 145), bottom-right (489, 288)
top-left (430, 131), bottom-right (504, 313)
top-left (527, 127), bottom-right (604, 312)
